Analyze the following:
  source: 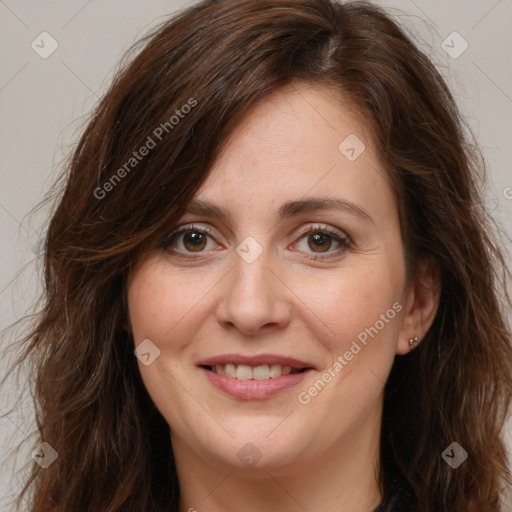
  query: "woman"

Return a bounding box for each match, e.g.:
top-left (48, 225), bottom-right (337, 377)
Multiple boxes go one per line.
top-left (6, 0), bottom-right (511, 510)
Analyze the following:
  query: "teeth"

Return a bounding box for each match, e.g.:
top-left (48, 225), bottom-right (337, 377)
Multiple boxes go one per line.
top-left (224, 363), bottom-right (236, 378)
top-left (209, 363), bottom-right (299, 380)
top-left (236, 364), bottom-right (253, 380)
top-left (253, 365), bottom-right (270, 380)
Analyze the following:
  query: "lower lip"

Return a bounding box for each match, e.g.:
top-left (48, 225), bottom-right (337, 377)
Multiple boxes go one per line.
top-left (200, 367), bottom-right (313, 400)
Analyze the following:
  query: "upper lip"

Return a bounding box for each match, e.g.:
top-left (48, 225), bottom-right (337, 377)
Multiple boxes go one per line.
top-left (197, 353), bottom-right (316, 370)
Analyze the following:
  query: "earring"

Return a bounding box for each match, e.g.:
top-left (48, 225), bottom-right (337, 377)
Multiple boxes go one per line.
top-left (409, 336), bottom-right (419, 350)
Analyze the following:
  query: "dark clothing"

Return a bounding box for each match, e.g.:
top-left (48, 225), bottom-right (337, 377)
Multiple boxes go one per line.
top-left (372, 476), bottom-right (505, 512)
top-left (372, 476), bottom-right (417, 512)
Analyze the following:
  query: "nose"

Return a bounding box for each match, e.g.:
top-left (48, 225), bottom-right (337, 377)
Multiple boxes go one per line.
top-left (216, 247), bottom-right (291, 336)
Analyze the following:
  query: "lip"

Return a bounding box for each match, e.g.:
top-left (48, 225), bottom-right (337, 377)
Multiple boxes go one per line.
top-left (197, 353), bottom-right (315, 370)
top-left (200, 366), bottom-right (314, 400)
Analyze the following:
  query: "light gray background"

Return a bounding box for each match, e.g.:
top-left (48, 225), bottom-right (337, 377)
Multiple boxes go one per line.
top-left (1, 0), bottom-right (511, 510)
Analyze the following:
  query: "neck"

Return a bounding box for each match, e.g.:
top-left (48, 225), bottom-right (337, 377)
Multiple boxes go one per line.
top-left (173, 404), bottom-right (384, 512)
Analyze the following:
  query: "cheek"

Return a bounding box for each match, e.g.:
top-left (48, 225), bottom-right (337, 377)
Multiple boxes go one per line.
top-left (127, 258), bottom-right (211, 429)
top-left (128, 257), bottom-right (207, 349)
top-left (292, 263), bottom-right (404, 432)
top-left (297, 263), bottom-right (402, 350)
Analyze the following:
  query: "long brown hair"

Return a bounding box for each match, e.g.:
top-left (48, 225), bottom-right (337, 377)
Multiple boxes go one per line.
top-left (3, 0), bottom-right (511, 510)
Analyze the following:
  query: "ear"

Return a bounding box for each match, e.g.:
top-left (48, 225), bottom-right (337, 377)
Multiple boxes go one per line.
top-left (396, 257), bottom-right (441, 355)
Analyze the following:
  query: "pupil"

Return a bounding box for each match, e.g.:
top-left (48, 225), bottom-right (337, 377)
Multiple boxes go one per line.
top-left (308, 232), bottom-right (331, 252)
top-left (185, 231), bottom-right (206, 251)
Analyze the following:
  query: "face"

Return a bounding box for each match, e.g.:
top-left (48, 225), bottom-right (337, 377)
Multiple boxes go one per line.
top-left (128, 82), bottom-right (413, 475)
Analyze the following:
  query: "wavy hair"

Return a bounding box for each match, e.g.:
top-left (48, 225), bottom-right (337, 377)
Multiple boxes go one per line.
top-left (3, 0), bottom-right (511, 510)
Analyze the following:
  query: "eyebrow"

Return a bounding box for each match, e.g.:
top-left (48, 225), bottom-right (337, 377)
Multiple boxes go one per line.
top-left (184, 196), bottom-right (374, 224)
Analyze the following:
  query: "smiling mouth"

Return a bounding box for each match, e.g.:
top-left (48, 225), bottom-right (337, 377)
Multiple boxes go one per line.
top-left (201, 363), bottom-right (311, 380)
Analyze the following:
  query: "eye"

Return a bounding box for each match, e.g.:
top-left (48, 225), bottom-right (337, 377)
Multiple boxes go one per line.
top-left (291, 224), bottom-right (351, 260)
top-left (162, 224), bottom-right (220, 257)
top-left (162, 223), bottom-right (351, 260)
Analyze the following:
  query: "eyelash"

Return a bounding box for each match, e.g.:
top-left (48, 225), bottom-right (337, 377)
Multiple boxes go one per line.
top-left (161, 223), bottom-right (352, 261)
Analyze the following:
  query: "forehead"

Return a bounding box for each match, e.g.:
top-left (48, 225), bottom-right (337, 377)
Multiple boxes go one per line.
top-left (193, 82), bottom-right (394, 224)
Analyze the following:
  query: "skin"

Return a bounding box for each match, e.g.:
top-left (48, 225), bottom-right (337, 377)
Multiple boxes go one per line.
top-left (128, 81), bottom-right (439, 512)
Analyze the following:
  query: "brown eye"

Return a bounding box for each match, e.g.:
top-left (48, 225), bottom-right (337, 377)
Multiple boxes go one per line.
top-left (162, 225), bottom-right (217, 256)
top-left (292, 225), bottom-right (351, 260)
top-left (182, 230), bottom-right (207, 252)
top-left (307, 232), bottom-right (333, 252)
